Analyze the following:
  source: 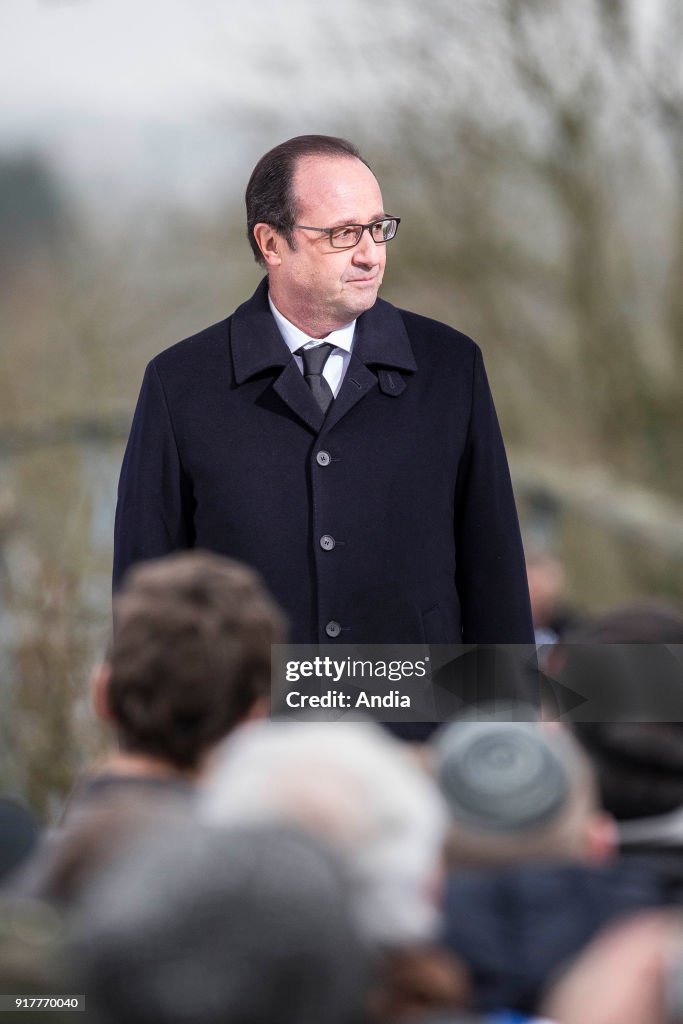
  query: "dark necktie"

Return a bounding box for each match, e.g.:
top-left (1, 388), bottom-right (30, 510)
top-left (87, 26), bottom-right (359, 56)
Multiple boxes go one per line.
top-left (298, 343), bottom-right (335, 414)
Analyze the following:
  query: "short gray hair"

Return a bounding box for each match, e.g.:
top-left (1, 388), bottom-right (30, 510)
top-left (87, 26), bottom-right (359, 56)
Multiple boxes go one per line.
top-left (200, 721), bottom-right (449, 945)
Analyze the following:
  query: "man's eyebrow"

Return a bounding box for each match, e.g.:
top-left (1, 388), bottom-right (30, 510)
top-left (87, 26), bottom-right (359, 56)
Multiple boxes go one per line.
top-left (327, 212), bottom-right (388, 228)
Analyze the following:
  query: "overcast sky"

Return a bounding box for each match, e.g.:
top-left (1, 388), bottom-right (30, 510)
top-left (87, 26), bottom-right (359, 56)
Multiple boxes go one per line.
top-left (1, 0), bottom-right (386, 209)
top-left (4, 0), bottom-right (281, 122)
top-left (1, 0), bottom-right (665, 213)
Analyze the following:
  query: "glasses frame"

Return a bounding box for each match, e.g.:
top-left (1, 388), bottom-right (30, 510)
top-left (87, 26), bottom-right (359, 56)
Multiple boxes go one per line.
top-left (293, 216), bottom-right (401, 250)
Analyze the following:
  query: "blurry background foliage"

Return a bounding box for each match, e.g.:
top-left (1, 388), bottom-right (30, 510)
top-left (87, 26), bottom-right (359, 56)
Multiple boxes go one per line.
top-left (1, 0), bottom-right (682, 817)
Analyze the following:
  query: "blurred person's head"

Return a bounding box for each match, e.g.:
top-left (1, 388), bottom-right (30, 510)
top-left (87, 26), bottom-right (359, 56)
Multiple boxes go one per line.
top-left (70, 821), bottom-right (368, 1024)
top-left (567, 601), bottom-right (683, 820)
top-left (571, 600), bottom-right (683, 645)
top-left (94, 551), bottom-right (286, 774)
top-left (432, 717), bottom-right (615, 867)
top-left (200, 720), bottom-right (450, 947)
top-left (541, 910), bottom-right (683, 1024)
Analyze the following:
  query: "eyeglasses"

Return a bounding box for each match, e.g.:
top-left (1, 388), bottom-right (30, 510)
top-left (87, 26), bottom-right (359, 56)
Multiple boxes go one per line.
top-left (293, 217), bottom-right (401, 250)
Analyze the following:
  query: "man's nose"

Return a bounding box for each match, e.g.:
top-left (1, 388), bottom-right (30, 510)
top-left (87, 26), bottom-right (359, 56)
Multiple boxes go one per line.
top-left (352, 227), bottom-right (380, 263)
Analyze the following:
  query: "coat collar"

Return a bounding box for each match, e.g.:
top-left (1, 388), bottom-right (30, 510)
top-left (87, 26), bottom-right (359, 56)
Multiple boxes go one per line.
top-left (231, 277), bottom-right (417, 384)
top-left (351, 292), bottom-right (417, 374)
top-left (231, 279), bottom-right (291, 384)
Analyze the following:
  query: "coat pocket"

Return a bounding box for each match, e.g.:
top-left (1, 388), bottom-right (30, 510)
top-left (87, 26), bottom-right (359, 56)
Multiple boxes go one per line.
top-left (421, 603), bottom-right (445, 644)
top-left (421, 597), bottom-right (462, 644)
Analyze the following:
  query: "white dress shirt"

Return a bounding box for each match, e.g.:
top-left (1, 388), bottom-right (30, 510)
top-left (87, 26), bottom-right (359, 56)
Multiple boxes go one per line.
top-left (268, 294), bottom-right (356, 398)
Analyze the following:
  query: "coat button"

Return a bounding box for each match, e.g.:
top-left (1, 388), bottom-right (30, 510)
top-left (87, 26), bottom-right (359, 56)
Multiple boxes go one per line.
top-left (320, 534), bottom-right (336, 551)
top-left (325, 620), bottom-right (341, 638)
top-left (316, 450), bottom-right (331, 466)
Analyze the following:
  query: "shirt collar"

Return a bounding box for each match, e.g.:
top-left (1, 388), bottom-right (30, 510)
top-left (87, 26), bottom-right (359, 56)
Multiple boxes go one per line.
top-left (230, 278), bottom-right (416, 385)
top-left (268, 293), bottom-right (356, 355)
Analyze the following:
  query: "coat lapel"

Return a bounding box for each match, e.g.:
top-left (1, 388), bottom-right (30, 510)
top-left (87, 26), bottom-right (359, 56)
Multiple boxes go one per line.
top-left (273, 360), bottom-right (326, 433)
top-left (231, 278), bottom-right (324, 432)
top-left (230, 279), bottom-right (417, 436)
top-left (323, 296), bottom-right (417, 434)
top-left (322, 355), bottom-right (378, 433)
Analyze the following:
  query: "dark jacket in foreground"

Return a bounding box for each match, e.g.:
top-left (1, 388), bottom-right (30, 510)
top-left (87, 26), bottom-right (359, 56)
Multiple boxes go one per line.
top-left (442, 863), bottom-right (667, 1015)
top-left (114, 280), bottom-right (533, 645)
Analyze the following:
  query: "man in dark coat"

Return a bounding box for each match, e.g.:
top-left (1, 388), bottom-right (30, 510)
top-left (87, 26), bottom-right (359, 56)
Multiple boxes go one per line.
top-left (114, 135), bottom-right (533, 646)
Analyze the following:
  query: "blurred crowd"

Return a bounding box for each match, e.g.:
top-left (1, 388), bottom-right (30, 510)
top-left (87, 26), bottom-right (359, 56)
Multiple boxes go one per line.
top-left (2, 549), bottom-right (683, 1024)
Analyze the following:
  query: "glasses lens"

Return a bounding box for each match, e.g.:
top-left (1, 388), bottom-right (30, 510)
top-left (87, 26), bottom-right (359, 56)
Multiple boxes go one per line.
top-left (330, 225), bottom-right (363, 248)
top-left (370, 219), bottom-right (398, 243)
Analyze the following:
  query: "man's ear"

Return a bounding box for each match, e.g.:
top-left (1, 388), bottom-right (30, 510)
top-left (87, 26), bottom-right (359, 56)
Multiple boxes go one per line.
top-left (253, 223), bottom-right (282, 267)
top-left (584, 810), bottom-right (618, 865)
top-left (90, 662), bottom-right (113, 722)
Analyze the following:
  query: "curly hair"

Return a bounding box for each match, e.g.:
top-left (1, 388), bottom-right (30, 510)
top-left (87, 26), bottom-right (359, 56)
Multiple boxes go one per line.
top-left (109, 552), bottom-right (286, 769)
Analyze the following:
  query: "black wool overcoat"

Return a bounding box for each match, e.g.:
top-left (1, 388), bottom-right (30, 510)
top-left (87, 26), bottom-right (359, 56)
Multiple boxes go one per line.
top-left (114, 279), bottom-right (533, 645)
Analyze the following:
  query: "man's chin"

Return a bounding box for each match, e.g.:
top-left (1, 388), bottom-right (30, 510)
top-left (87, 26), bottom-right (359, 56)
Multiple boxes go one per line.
top-left (343, 282), bottom-right (380, 316)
